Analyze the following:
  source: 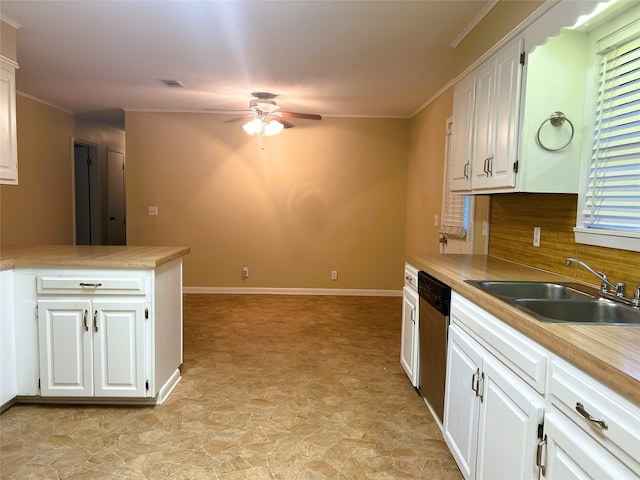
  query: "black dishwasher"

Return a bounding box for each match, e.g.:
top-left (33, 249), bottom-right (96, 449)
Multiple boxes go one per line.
top-left (417, 271), bottom-right (451, 423)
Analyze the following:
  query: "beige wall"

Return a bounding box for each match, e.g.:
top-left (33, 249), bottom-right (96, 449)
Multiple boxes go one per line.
top-left (125, 112), bottom-right (409, 290)
top-left (0, 95), bottom-right (125, 247)
top-left (405, 87), bottom-right (452, 255)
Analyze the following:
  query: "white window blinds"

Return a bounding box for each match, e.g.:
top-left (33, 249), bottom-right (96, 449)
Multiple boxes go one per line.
top-left (582, 29), bottom-right (640, 232)
top-left (441, 120), bottom-right (468, 239)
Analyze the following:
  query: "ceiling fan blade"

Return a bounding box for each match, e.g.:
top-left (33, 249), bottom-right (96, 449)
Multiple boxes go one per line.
top-left (223, 114), bottom-right (252, 123)
top-left (278, 119), bottom-right (294, 129)
top-left (280, 111), bottom-right (322, 120)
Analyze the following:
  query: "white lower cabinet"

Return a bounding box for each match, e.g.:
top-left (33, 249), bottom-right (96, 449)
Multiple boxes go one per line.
top-left (38, 299), bottom-right (146, 397)
top-left (445, 324), bottom-right (543, 480)
top-left (542, 412), bottom-right (637, 480)
top-left (11, 260), bottom-right (184, 405)
top-left (445, 291), bottom-right (640, 480)
top-left (400, 285), bottom-right (419, 386)
top-left (400, 263), bottom-right (419, 387)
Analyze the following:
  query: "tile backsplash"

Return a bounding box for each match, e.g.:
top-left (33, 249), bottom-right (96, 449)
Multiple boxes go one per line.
top-left (488, 193), bottom-right (640, 291)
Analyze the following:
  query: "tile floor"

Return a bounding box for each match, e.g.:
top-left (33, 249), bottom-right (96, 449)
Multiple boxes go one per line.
top-left (1, 294), bottom-right (462, 479)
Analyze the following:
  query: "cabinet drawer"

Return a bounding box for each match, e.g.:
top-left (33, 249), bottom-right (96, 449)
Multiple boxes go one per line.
top-left (37, 271), bottom-right (147, 295)
top-left (404, 263), bottom-right (418, 290)
top-left (549, 358), bottom-right (640, 472)
top-left (450, 291), bottom-right (547, 393)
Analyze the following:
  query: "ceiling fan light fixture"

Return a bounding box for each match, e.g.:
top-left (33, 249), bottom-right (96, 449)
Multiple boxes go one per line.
top-left (242, 118), bottom-right (263, 135)
top-left (264, 119), bottom-right (284, 136)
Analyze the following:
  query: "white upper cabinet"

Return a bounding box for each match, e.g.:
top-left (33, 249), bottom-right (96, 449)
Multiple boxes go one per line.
top-left (0, 57), bottom-right (19, 185)
top-left (451, 37), bottom-right (524, 193)
top-left (450, 0), bottom-right (607, 195)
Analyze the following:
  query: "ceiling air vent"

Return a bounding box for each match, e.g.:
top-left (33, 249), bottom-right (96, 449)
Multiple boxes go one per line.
top-left (159, 79), bottom-right (185, 88)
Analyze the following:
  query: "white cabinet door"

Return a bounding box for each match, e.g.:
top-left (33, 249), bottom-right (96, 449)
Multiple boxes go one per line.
top-left (445, 323), bottom-right (544, 480)
top-left (444, 324), bottom-right (483, 480)
top-left (471, 58), bottom-right (496, 191)
top-left (38, 299), bottom-right (146, 398)
top-left (472, 38), bottom-right (523, 191)
top-left (0, 60), bottom-right (18, 185)
top-left (542, 413), bottom-right (638, 480)
top-left (400, 286), bottom-right (419, 387)
top-left (450, 74), bottom-right (476, 192)
top-left (38, 300), bottom-right (93, 396)
top-left (489, 38), bottom-right (523, 189)
top-left (476, 354), bottom-right (544, 480)
top-left (93, 301), bottom-right (146, 397)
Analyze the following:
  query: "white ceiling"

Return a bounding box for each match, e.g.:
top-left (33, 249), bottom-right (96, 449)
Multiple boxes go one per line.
top-left (1, 0), bottom-right (495, 130)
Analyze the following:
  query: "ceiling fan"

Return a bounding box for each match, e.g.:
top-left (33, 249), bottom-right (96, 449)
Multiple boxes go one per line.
top-left (223, 92), bottom-right (322, 136)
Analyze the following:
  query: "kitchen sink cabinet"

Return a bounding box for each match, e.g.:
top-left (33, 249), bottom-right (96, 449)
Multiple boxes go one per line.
top-left (38, 299), bottom-right (146, 397)
top-left (400, 263), bottom-right (419, 387)
top-left (445, 291), bottom-right (640, 480)
top-left (541, 412), bottom-right (637, 480)
top-left (445, 323), bottom-right (543, 480)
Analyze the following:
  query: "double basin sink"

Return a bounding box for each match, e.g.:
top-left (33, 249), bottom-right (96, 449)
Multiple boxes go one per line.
top-left (466, 280), bottom-right (640, 325)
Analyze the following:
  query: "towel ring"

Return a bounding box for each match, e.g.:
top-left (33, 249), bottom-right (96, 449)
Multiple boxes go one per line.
top-left (536, 111), bottom-right (574, 152)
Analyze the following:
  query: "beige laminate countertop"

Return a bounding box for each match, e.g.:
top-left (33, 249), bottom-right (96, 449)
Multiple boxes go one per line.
top-left (406, 253), bottom-right (640, 405)
top-left (0, 245), bottom-right (190, 270)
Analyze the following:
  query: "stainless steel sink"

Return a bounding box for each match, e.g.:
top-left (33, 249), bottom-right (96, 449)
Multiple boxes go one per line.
top-left (468, 280), bottom-right (593, 300)
top-left (515, 299), bottom-right (640, 325)
top-left (465, 280), bottom-right (640, 325)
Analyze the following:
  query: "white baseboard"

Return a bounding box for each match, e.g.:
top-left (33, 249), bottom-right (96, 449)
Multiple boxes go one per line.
top-left (183, 286), bottom-right (402, 297)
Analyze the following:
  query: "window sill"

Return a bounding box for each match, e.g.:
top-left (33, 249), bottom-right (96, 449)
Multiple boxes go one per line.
top-left (574, 227), bottom-right (640, 253)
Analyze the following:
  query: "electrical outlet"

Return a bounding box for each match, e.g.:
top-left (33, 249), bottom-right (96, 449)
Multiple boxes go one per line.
top-left (331, 270), bottom-right (338, 281)
top-left (482, 221), bottom-right (488, 236)
top-left (434, 214), bottom-right (439, 226)
top-left (242, 265), bottom-right (249, 278)
top-left (147, 206), bottom-right (158, 216)
top-left (533, 227), bottom-right (541, 247)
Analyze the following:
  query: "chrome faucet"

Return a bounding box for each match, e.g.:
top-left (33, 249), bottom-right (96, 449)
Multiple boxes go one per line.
top-left (565, 257), bottom-right (626, 297)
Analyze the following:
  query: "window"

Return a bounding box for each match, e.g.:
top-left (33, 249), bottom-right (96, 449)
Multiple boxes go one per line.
top-left (441, 118), bottom-right (474, 253)
top-left (575, 12), bottom-right (640, 252)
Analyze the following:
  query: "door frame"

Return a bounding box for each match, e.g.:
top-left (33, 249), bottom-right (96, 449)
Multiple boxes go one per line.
top-left (71, 138), bottom-right (102, 245)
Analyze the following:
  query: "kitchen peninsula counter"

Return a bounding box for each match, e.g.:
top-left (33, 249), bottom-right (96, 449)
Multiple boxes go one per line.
top-left (1, 244), bottom-right (190, 407)
top-left (406, 253), bottom-right (640, 405)
top-left (0, 245), bottom-right (190, 270)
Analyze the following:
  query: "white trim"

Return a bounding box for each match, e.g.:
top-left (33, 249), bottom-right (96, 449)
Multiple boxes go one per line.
top-left (17, 91), bottom-right (74, 115)
top-left (0, 14), bottom-right (22, 29)
top-left (0, 56), bottom-right (18, 70)
top-left (450, 0), bottom-right (500, 48)
top-left (410, 79), bottom-right (455, 118)
top-left (154, 369), bottom-right (181, 405)
top-left (574, 228), bottom-right (640, 253)
top-left (183, 286), bottom-right (402, 297)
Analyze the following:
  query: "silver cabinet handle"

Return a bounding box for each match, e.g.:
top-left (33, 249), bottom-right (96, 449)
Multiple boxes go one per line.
top-left (486, 155), bottom-right (493, 176)
top-left (472, 369), bottom-right (480, 395)
top-left (93, 310), bottom-right (98, 333)
top-left (463, 162), bottom-right (469, 180)
top-left (79, 282), bottom-right (103, 288)
top-left (83, 310), bottom-right (88, 331)
top-left (536, 435), bottom-right (547, 475)
top-left (576, 402), bottom-right (608, 429)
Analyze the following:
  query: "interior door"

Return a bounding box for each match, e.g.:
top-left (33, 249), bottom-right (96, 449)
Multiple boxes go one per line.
top-left (74, 143), bottom-right (98, 245)
top-left (107, 148), bottom-right (126, 245)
